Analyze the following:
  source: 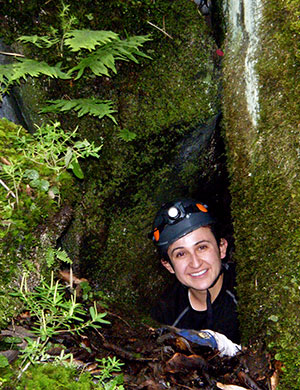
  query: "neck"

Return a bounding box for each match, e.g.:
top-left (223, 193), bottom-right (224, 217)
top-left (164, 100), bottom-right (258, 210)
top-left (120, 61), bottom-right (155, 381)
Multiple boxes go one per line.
top-left (188, 274), bottom-right (224, 311)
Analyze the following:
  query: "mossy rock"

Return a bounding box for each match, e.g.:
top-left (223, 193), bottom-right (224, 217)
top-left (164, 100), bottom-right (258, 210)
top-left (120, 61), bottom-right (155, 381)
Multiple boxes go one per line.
top-left (223, 1), bottom-right (300, 388)
top-left (57, 1), bottom-right (228, 311)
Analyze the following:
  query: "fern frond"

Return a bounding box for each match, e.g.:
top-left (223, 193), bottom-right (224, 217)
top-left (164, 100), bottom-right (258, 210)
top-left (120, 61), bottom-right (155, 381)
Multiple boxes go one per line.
top-left (18, 35), bottom-right (60, 48)
top-left (40, 99), bottom-right (117, 123)
top-left (112, 35), bottom-right (152, 62)
top-left (11, 58), bottom-right (70, 81)
top-left (68, 35), bottom-right (151, 80)
top-left (0, 59), bottom-right (70, 94)
top-left (0, 64), bottom-right (15, 91)
top-left (64, 30), bottom-right (118, 52)
top-left (68, 48), bottom-right (115, 79)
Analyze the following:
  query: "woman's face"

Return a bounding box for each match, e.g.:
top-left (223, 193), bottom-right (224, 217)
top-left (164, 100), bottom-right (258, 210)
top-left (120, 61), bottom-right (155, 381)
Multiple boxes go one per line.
top-left (162, 226), bottom-right (227, 292)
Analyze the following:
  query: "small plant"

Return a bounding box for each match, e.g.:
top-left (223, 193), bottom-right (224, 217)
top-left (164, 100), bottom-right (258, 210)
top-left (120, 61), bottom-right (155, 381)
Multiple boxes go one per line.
top-left (10, 271), bottom-right (109, 372)
top-left (95, 357), bottom-right (124, 390)
top-left (95, 356), bottom-right (124, 382)
top-left (11, 121), bottom-right (102, 179)
top-left (0, 121), bottom-right (101, 212)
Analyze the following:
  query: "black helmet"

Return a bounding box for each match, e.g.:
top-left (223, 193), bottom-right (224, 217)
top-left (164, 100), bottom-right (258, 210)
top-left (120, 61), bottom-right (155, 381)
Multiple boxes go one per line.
top-left (149, 198), bottom-right (215, 258)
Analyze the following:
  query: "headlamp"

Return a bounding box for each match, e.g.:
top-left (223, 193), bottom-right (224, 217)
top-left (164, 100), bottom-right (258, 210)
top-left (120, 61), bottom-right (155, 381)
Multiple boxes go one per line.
top-left (168, 206), bottom-right (180, 220)
top-left (149, 199), bottom-right (214, 252)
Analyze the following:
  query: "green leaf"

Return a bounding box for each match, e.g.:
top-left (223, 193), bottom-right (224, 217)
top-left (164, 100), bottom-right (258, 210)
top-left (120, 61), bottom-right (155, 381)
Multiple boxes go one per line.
top-left (268, 315), bottom-right (279, 322)
top-left (24, 169), bottom-right (39, 180)
top-left (11, 58), bottom-right (70, 81)
top-left (0, 355), bottom-right (9, 368)
top-left (64, 30), bottom-right (118, 51)
top-left (64, 147), bottom-right (73, 167)
top-left (89, 306), bottom-right (95, 320)
top-left (274, 353), bottom-right (282, 360)
top-left (46, 248), bottom-right (55, 268)
top-left (69, 49), bottom-right (116, 79)
top-left (18, 35), bottom-right (60, 48)
top-left (118, 128), bottom-right (137, 142)
top-left (41, 99), bottom-right (117, 123)
top-left (3, 336), bottom-right (23, 344)
top-left (70, 159), bottom-right (84, 179)
top-left (68, 35), bottom-right (151, 80)
top-left (38, 179), bottom-right (50, 192)
top-left (56, 249), bottom-right (73, 264)
top-left (29, 179), bottom-right (40, 188)
top-left (0, 64), bottom-right (15, 88)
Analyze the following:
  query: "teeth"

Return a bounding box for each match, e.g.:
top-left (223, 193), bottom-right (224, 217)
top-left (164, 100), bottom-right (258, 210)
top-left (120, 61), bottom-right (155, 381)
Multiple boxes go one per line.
top-left (191, 269), bottom-right (207, 277)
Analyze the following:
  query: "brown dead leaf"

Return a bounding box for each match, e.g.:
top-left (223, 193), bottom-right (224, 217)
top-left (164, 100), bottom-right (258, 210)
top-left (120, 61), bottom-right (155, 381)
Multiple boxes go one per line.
top-left (270, 360), bottom-right (282, 390)
top-left (59, 270), bottom-right (88, 285)
top-left (0, 157), bottom-right (10, 165)
top-left (164, 352), bottom-right (207, 373)
top-left (216, 383), bottom-right (247, 390)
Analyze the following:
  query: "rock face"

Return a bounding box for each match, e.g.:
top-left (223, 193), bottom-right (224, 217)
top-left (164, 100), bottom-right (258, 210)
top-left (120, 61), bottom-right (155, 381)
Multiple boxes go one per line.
top-left (224, 0), bottom-right (262, 127)
top-left (0, 0), bottom-right (228, 315)
top-left (223, 1), bottom-right (300, 388)
top-left (60, 1), bottom-right (229, 309)
top-left (0, 41), bottom-right (27, 128)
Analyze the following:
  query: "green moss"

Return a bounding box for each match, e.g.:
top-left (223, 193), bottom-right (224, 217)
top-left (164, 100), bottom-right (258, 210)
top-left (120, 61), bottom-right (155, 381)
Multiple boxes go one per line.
top-left (223, 0), bottom-right (300, 388)
top-left (14, 363), bottom-right (95, 390)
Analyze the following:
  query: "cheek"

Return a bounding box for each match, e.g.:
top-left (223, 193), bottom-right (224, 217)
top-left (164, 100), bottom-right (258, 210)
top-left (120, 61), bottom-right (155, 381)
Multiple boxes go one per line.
top-left (172, 262), bottom-right (187, 276)
top-left (213, 258), bottom-right (222, 272)
top-left (205, 253), bottom-right (222, 269)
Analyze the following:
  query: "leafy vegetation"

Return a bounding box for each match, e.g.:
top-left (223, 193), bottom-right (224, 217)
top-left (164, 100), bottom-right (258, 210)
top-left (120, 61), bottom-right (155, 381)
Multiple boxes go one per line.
top-left (0, 120), bottom-right (100, 214)
top-left (0, 254), bottom-right (124, 389)
top-left (0, 1), bottom-right (152, 328)
top-left (0, 118), bottom-right (102, 330)
top-left (2, 359), bottom-right (124, 390)
top-left (11, 271), bottom-right (109, 369)
top-left (0, 354), bottom-right (124, 389)
top-left (0, 3), bottom-right (151, 138)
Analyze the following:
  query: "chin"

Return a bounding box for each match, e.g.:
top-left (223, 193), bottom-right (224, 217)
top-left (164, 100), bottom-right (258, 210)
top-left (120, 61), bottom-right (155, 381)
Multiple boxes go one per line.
top-left (188, 281), bottom-right (212, 291)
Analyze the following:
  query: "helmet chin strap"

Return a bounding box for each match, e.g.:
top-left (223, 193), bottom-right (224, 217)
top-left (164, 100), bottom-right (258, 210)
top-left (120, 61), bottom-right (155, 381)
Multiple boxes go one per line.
top-left (206, 264), bottom-right (224, 328)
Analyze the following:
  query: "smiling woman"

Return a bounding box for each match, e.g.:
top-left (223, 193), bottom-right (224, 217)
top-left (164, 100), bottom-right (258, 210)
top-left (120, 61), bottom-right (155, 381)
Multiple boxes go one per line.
top-left (149, 199), bottom-right (240, 344)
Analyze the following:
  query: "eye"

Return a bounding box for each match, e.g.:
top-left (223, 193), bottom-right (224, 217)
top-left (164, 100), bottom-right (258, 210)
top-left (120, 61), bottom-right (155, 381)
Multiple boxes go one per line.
top-left (197, 244), bottom-right (208, 251)
top-left (174, 250), bottom-right (186, 258)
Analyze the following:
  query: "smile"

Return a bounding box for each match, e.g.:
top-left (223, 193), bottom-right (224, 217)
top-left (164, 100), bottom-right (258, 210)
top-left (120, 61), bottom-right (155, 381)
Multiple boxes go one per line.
top-left (190, 269), bottom-right (208, 277)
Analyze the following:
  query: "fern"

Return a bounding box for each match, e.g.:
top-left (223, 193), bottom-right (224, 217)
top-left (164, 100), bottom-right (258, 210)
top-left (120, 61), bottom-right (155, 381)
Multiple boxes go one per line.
top-left (0, 64), bottom-right (15, 90)
top-left (40, 99), bottom-right (117, 123)
top-left (12, 58), bottom-right (70, 80)
top-left (0, 58), bottom-right (69, 92)
top-left (68, 35), bottom-right (151, 79)
top-left (64, 29), bottom-right (119, 52)
top-left (17, 35), bottom-right (59, 48)
top-left (0, 14), bottom-right (151, 127)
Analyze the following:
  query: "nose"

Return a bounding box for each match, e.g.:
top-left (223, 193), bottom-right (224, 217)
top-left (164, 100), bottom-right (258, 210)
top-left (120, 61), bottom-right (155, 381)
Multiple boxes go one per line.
top-left (189, 251), bottom-right (203, 268)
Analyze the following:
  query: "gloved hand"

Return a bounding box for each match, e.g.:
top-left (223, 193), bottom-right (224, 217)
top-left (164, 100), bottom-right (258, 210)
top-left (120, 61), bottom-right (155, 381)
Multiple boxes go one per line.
top-left (175, 328), bottom-right (241, 357)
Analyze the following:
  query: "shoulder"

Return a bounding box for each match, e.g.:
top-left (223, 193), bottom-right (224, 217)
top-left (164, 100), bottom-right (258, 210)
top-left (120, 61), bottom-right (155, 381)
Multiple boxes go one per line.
top-left (151, 280), bottom-right (189, 325)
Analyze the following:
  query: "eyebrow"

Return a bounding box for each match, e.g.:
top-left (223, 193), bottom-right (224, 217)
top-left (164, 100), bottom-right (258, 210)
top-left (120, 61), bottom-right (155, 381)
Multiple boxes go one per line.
top-left (170, 240), bottom-right (210, 255)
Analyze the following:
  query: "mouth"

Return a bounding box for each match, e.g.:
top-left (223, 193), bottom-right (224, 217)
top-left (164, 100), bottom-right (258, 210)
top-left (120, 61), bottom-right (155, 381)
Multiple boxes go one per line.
top-left (190, 269), bottom-right (208, 277)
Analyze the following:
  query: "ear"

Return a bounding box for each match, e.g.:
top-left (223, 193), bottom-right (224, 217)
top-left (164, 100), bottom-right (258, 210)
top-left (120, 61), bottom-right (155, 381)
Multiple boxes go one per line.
top-left (161, 259), bottom-right (175, 274)
top-left (219, 238), bottom-right (228, 259)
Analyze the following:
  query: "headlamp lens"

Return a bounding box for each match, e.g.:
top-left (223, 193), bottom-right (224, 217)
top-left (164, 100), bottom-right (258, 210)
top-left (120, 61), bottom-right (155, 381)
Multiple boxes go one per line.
top-left (168, 206), bottom-right (180, 219)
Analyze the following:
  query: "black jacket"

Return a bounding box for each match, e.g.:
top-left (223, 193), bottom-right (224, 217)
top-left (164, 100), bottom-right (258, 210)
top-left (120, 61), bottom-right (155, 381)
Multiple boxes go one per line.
top-left (151, 263), bottom-right (240, 344)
